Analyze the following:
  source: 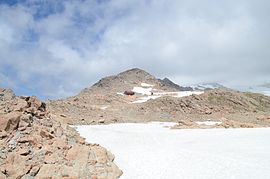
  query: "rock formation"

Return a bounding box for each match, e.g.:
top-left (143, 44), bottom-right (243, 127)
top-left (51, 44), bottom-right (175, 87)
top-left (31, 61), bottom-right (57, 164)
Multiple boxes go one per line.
top-left (0, 88), bottom-right (122, 178)
top-left (158, 78), bottom-right (193, 91)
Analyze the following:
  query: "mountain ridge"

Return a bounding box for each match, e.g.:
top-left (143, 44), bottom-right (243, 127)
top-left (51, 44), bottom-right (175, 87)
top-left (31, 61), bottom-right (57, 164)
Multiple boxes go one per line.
top-left (47, 68), bottom-right (270, 128)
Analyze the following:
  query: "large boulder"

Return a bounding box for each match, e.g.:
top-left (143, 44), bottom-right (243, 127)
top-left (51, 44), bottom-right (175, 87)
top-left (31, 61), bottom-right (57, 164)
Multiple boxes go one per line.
top-left (0, 112), bottom-right (21, 132)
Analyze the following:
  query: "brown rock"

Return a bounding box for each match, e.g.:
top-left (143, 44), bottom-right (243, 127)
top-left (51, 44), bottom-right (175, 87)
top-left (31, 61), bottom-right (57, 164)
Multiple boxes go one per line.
top-left (75, 136), bottom-right (85, 145)
top-left (35, 164), bottom-right (61, 178)
top-left (40, 129), bottom-right (54, 139)
top-left (0, 131), bottom-right (7, 139)
top-left (66, 145), bottom-right (84, 161)
top-left (20, 114), bottom-right (32, 123)
top-left (205, 109), bottom-right (212, 115)
top-left (60, 114), bottom-right (67, 118)
top-left (18, 119), bottom-right (30, 129)
top-left (0, 112), bottom-right (21, 132)
top-left (18, 148), bottom-right (30, 156)
top-left (91, 176), bottom-right (98, 179)
top-left (27, 96), bottom-right (42, 109)
top-left (13, 100), bottom-right (28, 112)
top-left (0, 88), bottom-right (15, 101)
top-left (257, 115), bottom-right (270, 121)
top-left (0, 172), bottom-right (7, 179)
top-left (0, 88), bottom-right (122, 179)
top-left (93, 146), bottom-right (109, 164)
top-left (44, 154), bottom-right (57, 164)
top-left (29, 166), bottom-right (40, 176)
top-left (53, 138), bottom-right (69, 150)
top-left (18, 136), bottom-right (36, 144)
top-left (25, 107), bottom-right (38, 115)
top-left (2, 153), bottom-right (28, 178)
top-left (98, 119), bottom-right (105, 124)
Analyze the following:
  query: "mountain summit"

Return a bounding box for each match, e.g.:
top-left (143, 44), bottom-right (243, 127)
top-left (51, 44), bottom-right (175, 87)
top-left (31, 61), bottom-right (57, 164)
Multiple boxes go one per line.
top-left (81, 68), bottom-right (182, 94)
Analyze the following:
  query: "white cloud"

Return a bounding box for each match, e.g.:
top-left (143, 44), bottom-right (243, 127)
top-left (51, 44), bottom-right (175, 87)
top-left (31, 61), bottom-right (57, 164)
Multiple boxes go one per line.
top-left (0, 0), bottom-right (270, 98)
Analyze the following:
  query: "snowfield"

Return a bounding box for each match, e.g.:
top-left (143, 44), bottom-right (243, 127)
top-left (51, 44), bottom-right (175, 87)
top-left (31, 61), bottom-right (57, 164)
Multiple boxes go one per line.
top-left (75, 123), bottom-right (270, 179)
top-left (130, 89), bottom-right (204, 103)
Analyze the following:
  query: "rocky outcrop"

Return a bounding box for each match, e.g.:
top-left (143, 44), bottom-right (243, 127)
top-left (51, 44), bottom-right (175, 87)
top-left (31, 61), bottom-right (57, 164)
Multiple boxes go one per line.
top-left (0, 88), bottom-right (15, 102)
top-left (158, 78), bottom-right (193, 91)
top-left (0, 89), bottom-right (122, 178)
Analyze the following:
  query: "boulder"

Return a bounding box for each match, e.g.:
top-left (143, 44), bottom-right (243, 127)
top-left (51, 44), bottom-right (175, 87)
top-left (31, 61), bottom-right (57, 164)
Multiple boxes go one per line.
top-left (0, 112), bottom-right (21, 132)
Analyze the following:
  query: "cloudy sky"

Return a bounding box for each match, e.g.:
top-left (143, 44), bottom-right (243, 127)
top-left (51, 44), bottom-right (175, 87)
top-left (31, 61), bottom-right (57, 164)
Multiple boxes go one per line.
top-left (0, 0), bottom-right (270, 99)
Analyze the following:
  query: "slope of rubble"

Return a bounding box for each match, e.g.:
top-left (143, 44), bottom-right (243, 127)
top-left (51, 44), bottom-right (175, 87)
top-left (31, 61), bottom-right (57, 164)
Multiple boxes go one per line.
top-left (0, 88), bottom-right (122, 178)
top-left (145, 89), bottom-right (270, 115)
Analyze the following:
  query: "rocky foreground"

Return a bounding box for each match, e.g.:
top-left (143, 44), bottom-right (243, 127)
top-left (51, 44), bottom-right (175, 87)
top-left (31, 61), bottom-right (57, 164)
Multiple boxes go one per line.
top-left (0, 88), bottom-right (122, 178)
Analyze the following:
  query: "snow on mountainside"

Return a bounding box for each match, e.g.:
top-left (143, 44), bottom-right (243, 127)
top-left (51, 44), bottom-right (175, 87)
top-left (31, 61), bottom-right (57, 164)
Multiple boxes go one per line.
top-left (191, 83), bottom-right (225, 91)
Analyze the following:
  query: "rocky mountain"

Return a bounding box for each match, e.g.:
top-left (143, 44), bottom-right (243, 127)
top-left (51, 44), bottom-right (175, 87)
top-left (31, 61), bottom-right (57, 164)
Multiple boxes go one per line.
top-left (81, 68), bottom-right (179, 95)
top-left (0, 88), bottom-right (122, 178)
top-left (192, 82), bottom-right (225, 90)
top-left (260, 83), bottom-right (270, 88)
top-left (48, 68), bottom-right (189, 124)
top-left (48, 68), bottom-right (270, 128)
top-left (158, 78), bottom-right (193, 91)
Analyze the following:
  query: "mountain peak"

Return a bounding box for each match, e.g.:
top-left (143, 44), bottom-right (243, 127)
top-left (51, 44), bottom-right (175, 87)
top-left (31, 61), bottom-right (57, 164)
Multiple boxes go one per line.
top-left (80, 68), bottom-right (182, 95)
top-left (89, 68), bottom-right (156, 92)
top-left (158, 78), bottom-right (193, 91)
top-left (117, 68), bottom-right (153, 77)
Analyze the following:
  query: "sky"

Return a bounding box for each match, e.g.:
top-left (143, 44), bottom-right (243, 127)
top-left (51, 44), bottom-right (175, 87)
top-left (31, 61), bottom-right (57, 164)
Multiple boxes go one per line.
top-left (0, 0), bottom-right (270, 99)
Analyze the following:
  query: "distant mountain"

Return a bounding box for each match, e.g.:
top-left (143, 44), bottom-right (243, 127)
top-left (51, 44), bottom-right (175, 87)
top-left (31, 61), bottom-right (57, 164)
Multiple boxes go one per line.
top-left (237, 84), bottom-right (270, 96)
top-left (158, 78), bottom-right (193, 91)
top-left (192, 83), bottom-right (225, 91)
top-left (81, 68), bottom-right (181, 95)
top-left (259, 83), bottom-right (270, 88)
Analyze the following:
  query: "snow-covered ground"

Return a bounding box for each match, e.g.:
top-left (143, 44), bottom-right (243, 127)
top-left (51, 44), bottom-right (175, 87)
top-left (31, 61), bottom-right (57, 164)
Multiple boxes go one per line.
top-left (131, 91), bottom-right (204, 103)
top-left (75, 122), bottom-right (270, 179)
top-left (196, 121), bottom-right (222, 126)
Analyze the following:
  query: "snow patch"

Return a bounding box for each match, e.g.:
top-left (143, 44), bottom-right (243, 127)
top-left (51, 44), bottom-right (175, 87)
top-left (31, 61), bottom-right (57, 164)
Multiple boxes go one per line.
top-left (131, 91), bottom-right (204, 103)
top-left (75, 123), bottom-right (270, 179)
top-left (132, 87), bottom-right (153, 95)
top-left (116, 92), bottom-right (124, 96)
top-left (141, 83), bottom-right (154, 87)
top-left (100, 106), bottom-right (109, 110)
top-left (176, 91), bottom-right (204, 97)
top-left (196, 121), bottom-right (222, 126)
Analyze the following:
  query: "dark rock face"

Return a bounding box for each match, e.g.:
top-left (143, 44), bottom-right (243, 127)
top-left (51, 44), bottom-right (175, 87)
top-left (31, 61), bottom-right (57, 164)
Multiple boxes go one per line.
top-left (0, 89), bottom-right (122, 178)
top-left (158, 78), bottom-right (193, 91)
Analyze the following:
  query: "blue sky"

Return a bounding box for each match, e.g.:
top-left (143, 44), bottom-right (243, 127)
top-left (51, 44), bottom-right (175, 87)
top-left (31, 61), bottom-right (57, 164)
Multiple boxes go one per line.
top-left (0, 0), bottom-right (270, 100)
